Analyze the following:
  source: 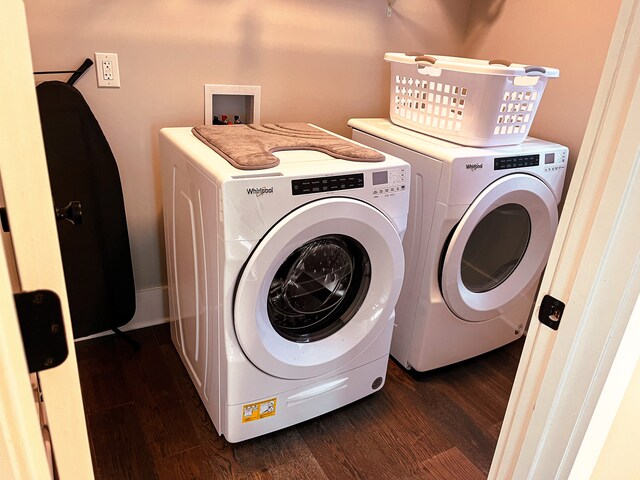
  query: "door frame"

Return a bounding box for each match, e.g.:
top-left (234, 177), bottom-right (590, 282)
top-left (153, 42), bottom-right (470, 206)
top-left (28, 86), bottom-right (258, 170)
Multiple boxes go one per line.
top-left (489, 0), bottom-right (640, 476)
top-left (0, 1), bottom-right (93, 479)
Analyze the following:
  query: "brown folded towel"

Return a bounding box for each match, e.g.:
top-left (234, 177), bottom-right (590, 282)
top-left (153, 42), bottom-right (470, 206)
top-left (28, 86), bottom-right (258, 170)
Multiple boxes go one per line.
top-left (191, 123), bottom-right (384, 170)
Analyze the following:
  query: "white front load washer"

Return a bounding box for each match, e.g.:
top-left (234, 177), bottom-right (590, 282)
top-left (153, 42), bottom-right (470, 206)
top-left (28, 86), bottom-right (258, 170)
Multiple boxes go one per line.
top-left (159, 127), bottom-right (409, 442)
top-left (348, 118), bottom-right (567, 372)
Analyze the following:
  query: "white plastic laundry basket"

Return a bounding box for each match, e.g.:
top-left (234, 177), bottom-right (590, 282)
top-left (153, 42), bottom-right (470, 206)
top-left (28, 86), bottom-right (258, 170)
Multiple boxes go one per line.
top-left (386, 53), bottom-right (559, 147)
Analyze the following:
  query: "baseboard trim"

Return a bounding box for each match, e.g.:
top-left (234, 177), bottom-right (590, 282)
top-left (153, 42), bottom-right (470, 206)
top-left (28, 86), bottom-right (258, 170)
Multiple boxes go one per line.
top-left (74, 286), bottom-right (169, 342)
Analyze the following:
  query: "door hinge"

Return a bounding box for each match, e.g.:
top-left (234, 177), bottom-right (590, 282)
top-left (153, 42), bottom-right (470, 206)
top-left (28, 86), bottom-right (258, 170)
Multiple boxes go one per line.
top-left (0, 207), bottom-right (9, 232)
top-left (14, 290), bottom-right (68, 373)
top-left (0, 201), bottom-right (82, 233)
top-left (538, 294), bottom-right (565, 331)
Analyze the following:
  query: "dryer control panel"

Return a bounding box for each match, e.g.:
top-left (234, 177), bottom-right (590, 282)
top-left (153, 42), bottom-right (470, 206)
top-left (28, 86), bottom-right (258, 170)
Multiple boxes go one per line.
top-left (494, 154), bottom-right (540, 170)
top-left (494, 150), bottom-right (568, 172)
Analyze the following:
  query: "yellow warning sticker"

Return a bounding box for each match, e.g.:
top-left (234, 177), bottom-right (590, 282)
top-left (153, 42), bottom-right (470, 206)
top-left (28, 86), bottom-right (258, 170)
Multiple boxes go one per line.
top-left (242, 398), bottom-right (277, 423)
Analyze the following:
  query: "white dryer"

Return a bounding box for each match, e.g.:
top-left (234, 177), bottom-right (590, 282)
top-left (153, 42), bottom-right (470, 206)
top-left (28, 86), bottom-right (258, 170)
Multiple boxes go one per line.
top-left (159, 127), bottom-right (409, 442)
top-left (349, 118), bottom-right (567, 372)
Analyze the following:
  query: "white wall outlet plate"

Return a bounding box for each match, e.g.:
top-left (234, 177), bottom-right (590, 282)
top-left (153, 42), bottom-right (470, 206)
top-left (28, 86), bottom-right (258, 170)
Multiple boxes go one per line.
top-left (94, 52), bottom-right (120, 88)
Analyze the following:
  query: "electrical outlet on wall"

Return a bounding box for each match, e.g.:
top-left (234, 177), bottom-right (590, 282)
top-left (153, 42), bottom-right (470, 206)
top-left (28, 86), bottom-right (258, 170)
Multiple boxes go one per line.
top-left (94, 53), bottom-right (120, 88)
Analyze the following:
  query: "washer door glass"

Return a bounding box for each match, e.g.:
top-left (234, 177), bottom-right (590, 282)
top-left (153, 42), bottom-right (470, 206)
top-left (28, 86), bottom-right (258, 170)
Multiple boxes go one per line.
top-left (440, 174), bottom-right (558, 322)
top-left (268, 235), bottom-right (371, 343)
top-left (234, 197), bottom-right (405, 380)
top-left (461, 204), bottom-right (531, 293)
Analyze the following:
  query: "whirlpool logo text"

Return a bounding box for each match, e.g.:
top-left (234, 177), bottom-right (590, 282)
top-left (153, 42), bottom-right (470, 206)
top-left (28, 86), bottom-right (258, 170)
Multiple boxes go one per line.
top-left (246, 187), bottom-right (274, 196)
top-left (465, 163), bottom-right (483, 171)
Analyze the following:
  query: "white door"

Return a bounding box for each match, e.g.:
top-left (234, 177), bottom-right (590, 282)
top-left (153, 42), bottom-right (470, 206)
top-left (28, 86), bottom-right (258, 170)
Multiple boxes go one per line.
top-left (0, 2), bottom-right (93, 479)
top-left (489, 0), bottom-right (640, 477)
top-left (234, 197), bottom-right (404, 380)
top-left (0, 213), bottom-right (52, 480)
top-left (440, 173), bottom-right (558, 321)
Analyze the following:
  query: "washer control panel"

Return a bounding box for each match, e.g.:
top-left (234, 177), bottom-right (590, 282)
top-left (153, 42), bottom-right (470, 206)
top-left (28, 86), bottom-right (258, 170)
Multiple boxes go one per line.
top-left (292, 173), bottom-right (364, 195)
top-left (290, 167), bottom-right (408, 197)
top-left (372, 167), bottom-right (407, 198)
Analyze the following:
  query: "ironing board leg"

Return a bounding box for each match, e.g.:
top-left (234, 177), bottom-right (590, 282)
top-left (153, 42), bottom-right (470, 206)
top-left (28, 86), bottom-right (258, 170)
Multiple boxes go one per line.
top-left (112, 327), bottom-right (141, 351)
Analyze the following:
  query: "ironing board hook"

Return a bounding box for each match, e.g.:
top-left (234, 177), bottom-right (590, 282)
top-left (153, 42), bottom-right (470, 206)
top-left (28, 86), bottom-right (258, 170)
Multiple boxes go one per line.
top-left (33, 57), bottom-right (94, 86)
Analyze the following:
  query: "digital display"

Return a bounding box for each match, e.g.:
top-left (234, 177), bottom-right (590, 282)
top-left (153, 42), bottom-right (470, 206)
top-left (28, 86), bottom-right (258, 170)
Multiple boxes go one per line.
top-left (372, 171), bottom-right (388, 186)
top-left (494, 154), bottom-right (540, 170)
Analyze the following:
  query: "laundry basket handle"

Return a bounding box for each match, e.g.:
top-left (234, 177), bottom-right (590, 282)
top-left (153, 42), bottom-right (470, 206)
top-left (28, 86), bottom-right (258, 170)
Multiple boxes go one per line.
top-left (525, 66), bottom-right (547, 74)
top-left (414, 55), bottom-right (437, 65)
top-left (489, 60), bottom-right (550, 76)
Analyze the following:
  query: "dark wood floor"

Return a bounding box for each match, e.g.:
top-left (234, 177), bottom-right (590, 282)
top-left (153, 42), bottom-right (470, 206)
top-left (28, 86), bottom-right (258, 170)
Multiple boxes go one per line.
top-left (76, 324), bottom-right (524, 480)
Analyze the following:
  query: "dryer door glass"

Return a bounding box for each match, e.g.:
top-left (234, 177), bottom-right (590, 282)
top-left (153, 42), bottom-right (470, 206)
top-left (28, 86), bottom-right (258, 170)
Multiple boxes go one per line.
top-left (461, 203), bottom-right (531, 293)
top-left (440, 173), bottom-right (558, 322)
top-left (267, 235), bottom-right (371, 342)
